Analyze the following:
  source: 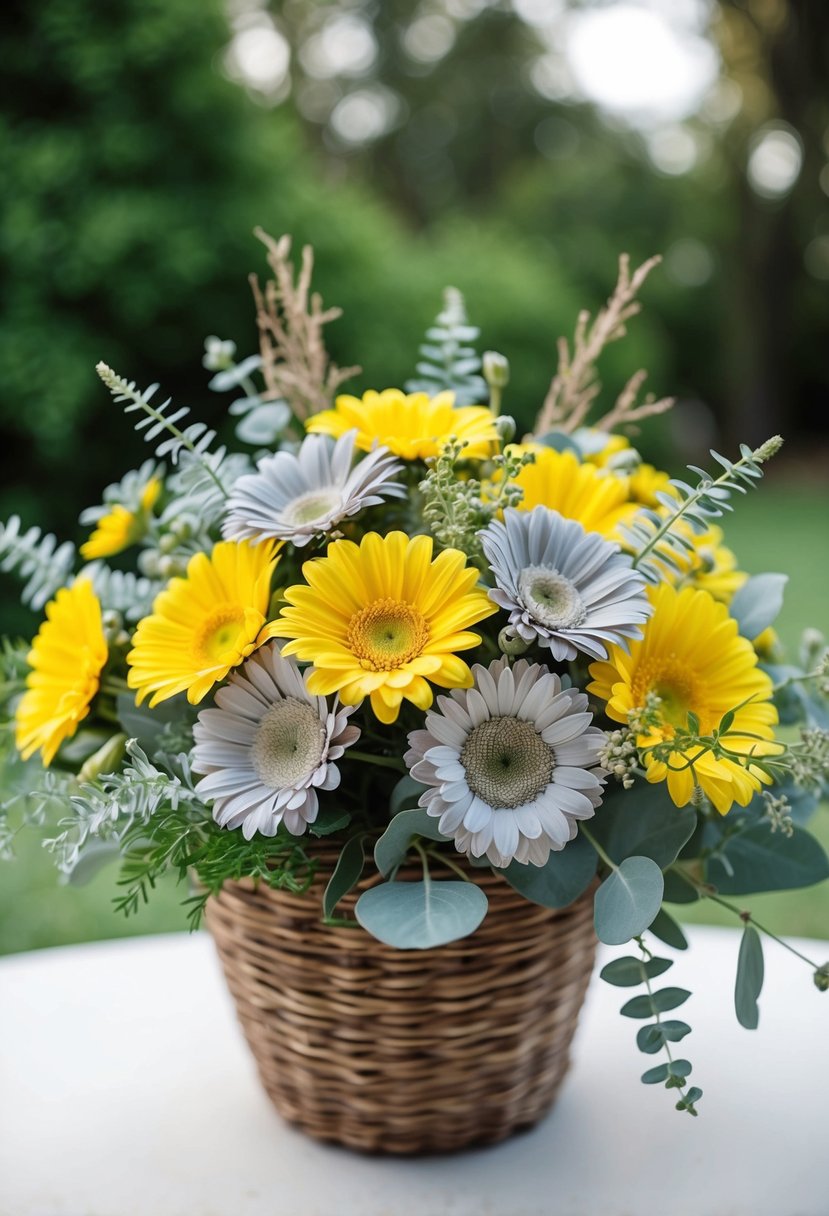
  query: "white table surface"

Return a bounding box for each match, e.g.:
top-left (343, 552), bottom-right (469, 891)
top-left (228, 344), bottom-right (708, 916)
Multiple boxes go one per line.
top-left (0, 924), bottom-right (826, 1216)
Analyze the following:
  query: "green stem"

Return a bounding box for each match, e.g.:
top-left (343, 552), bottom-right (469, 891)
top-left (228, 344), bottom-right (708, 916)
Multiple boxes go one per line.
top-left (579, 823), bottom-right (618, 872)
top-left (346, 750), bottom-right (407, 773)
top-left (632, 451), bottom-right (758, 571)
top-left (413, 840), bottom-right (431, 893)
top-left (637, 937), bottom-right (697, 1114)
top-left (425, 847), bottom-right (471, 882)
top-left (674, 868), bottom-right (821, 969)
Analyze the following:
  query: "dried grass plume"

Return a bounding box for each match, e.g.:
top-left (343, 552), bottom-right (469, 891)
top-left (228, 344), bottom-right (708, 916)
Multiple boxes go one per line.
top-left (250, 228), bottom-right (360, 423)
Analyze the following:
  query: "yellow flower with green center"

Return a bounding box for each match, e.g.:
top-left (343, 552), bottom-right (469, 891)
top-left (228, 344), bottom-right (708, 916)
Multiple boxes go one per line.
top-left (80, 476), bottom-right (162, 560)
top-left (275, 531), bottom-right (497, 723)
top-left (306, 388), bottom-right (499, 461)
top-left (512, 446), bottom-right (637, 538)
top-left (587, 583), bottom-right (778, 814)
top-left (15, 579), bottom-right (108, 766)
top-left (127, 539), bottom-right (282, 707)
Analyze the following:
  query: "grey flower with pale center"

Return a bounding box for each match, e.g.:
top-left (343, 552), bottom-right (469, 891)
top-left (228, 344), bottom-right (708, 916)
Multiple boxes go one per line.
top-left (480, 505), bottom-right (651, 661)
top-left (405, 656), bottom-right (606, 868)
top-left (222, 430), bottom-right (405, 547)
top-left (191, 642), bottom-right (359, 839)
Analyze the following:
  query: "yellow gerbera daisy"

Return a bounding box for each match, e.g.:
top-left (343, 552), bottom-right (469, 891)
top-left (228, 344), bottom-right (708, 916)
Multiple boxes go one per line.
top-left (513, 446), bottom-right (636, 538)
top-left (15, 579), bottom-right (108, 766)
top-left (306, 388), bottom-right (499, 461)
top-left (127, 539), bottom-right (282, 707)
top-left (81, 475), bottom-right (162, 561)
top-left (626, 462), bottom-right (675, 509)
top-left (588, 584), bottom-right (778, 815)
top-left (275, 531), bottom-right (496, 724)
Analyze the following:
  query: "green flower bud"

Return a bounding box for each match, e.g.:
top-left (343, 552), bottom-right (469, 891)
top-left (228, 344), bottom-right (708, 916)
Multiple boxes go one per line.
top-left (483, 350), bottom-right (510, 389)
top-left (813, 964), bottom-right (829, 992)
top-left (498, 626), bottom-right (530, 657)
top-left (78, 733), bottom-right (128, 785)
top-left (495, 415), bottom-right (516, 443)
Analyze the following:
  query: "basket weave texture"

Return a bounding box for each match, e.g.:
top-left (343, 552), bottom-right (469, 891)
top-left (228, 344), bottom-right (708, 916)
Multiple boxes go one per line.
top-left (206, 846), bottom-right (597, 1155)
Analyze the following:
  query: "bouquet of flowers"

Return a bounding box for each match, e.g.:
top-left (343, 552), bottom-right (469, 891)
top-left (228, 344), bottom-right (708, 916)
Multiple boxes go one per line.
top-left (2, 233), bottom-right (827, 1120)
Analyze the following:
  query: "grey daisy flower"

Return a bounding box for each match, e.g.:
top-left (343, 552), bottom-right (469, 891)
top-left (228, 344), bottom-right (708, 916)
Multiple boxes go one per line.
top-left (222, 429), bottom-right (404, 547)
top-left (480, 505), bottom-right (651, 661)
top-left (405, 656), bottom-right (606, 869)
top-left (192, 643), bottom-right (360, 840)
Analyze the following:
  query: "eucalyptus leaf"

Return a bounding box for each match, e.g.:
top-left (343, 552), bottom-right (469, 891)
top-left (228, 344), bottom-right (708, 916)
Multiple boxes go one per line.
top-left (590, 785), bottom-right (697, 868)
top-left (594, 856), bottom-right (664, 945)
top-left (389, 774), bottom-right (428, 818)
top-left (636, 1020), bottom-right (691, 1054)
top-left (374, 808), bottom-right (449, 878)
top-left (322, 836), bottom-right (365, 919)
top-left (662, 869), bottom-right (700, 905)
top-left (706, 823), bottom-right (829, 894)
top-left (600, 955), bottom-right (673, 987)
top-left (501, 832), bottom-right (597, 909)
top-left (309, 808), bottom-right (351, 837)
top-left (235, 402), bottom-right (291, 445)
top-left (621, 988), bottom-right (691, 1018)
top-left (641, 1062), bottom-right (670, 1085)
top-left (734, 924), bottom-right (764, 1030)
top-left (64, 840), bottom-right (121, 886)
top-left (354, 880), bottom-right (488, 949)
top-left (648, 908), bottom-right (689, 950)
top-left (729, 573), bottom-right (788, 639)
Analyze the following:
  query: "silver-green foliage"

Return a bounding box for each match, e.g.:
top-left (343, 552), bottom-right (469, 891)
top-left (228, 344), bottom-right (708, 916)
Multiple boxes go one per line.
top-left (0, 515), bottom-right (75, 610)
top-left (405, 286), bottom-right (488, 406)
top-left (44, 741), bottom-right (208, 874)
top-left (624, 439), bottom-right (781, 584)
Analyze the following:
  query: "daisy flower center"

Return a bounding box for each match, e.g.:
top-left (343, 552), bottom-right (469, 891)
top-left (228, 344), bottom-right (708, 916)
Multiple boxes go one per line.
top-left (251, 698), bottom-right (327, 788)
top-left (193, 605), bottom-right (249, 664)
top-left (347, 598), bottom-right (429, 671)
top-left (281, 489), bottom-right (343, 527)
top-left (461, 715), bottom-right (554, 809)
top-left (518, 565), bottom-right (587, 629)
top-left (632, 656), bottom-right (708, 733)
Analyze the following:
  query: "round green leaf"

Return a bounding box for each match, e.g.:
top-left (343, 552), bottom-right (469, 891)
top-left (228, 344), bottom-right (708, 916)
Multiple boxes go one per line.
top-left (600, 956), bottom-right (673, 987)
top-left (590, 785), bottom-right (697, 868)
top-left (593, 856), bottom-right (664, 945)
top-left (355, 880), bottom-right (488, 949)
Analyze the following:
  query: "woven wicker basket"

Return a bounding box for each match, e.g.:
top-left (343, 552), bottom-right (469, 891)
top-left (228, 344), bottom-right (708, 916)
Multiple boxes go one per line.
top-left (206, 845), bottom-right (597, 1155)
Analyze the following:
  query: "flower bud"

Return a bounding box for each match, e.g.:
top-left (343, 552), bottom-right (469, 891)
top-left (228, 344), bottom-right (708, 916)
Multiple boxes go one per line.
top-left (78, 733), bottom-right (128, 785)
top-left (483, 350), bottom-right (510, 389)
top-left (202, 335), bottom-right (237, 372)
top-left (498, 626), bottom-right (530, 657)
top-left (814, 964), bottom-right (829, 993)
top-left (495, 415), bottom-right (516, 443)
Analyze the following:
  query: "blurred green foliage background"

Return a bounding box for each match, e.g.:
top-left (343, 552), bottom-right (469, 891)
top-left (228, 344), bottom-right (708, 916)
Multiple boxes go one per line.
top-left (1, 0), bottom-right (827, 951)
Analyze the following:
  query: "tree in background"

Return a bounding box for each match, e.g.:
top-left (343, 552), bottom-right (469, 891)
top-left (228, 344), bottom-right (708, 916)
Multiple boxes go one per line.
top-left (267, 0), bottom-right (829, 449)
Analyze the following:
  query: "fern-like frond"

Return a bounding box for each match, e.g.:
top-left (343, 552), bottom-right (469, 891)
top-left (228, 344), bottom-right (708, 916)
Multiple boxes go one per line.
top-left (83, 565), bottom-right (162, 622)
top-left (624, 438), bottom-right (783, 583)
top-left (44, 741), bottom-right (208, 873)
top-left (405, 287), bottom-right (488, 406)
top-left (163, 450), bottom-right (253, 534)
top-left (95, 363), bottom-right (229, 500)
top-left (0, 515), bottom-right (75, 610)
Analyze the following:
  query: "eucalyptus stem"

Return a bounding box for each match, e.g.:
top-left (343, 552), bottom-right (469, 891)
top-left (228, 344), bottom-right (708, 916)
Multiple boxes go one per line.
top-left (425, 846), bottom-right (471, 883)
top-left (579, 823), bottom-right (617, 872)
top-left (675, 868), bottom-right (821, 970)
top-left (636, 936), bottom-right (698, 1116)
top-left (413, 839), bottom-right (431, 893)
